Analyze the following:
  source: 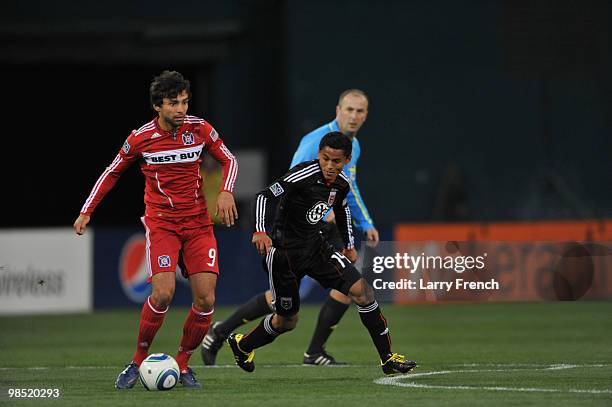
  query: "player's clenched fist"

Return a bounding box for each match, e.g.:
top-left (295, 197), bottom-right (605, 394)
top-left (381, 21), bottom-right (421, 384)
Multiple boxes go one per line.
top-left (73, 214), bottom-right (90, 235)
top-left (252, 232), bottom-right (272, 255)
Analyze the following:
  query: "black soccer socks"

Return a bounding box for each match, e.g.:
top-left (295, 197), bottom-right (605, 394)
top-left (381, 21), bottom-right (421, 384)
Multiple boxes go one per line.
top-left (357, 301), bottom-right (392, 360)
top-left (306, 296), bottom-right (349, 355)
top-left (239, 314), bottom-right (281, 352)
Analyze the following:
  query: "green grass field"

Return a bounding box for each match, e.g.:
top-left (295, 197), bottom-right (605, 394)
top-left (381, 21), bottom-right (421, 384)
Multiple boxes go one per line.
top-left (1, 302), bottom-right (611, 406)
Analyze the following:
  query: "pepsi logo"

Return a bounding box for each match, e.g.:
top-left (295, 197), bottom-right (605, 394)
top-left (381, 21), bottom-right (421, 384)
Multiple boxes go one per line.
top-left (119, 234), bottom-right (151, 303)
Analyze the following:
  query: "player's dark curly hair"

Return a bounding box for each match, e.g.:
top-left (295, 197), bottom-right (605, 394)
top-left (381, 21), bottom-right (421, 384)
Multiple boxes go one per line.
top-left (319, 131), bottom-right (352, 158)
top-left (150, 70), bottom-right (191, 108)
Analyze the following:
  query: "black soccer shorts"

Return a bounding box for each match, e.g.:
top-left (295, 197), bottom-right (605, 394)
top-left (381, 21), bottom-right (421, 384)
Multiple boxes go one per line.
top-left (262, 245), bottom-right (361, 317)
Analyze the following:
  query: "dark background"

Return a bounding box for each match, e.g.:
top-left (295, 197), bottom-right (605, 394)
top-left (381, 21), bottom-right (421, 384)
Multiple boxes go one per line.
top-left (1, 0), bottom-right (610, 229)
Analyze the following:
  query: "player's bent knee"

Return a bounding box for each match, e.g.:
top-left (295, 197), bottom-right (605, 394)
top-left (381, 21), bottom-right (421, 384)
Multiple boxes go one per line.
top-left (264, 290), bottom-right (274, 307)
top-left (348, 279), bottom-right (375, 306)
top-left (193, 294), bottom-right (215, 312)
top-left (151, 272), bottom-right (176, 308)
top-left (151, 290), bottom-right (174, 309)
top-left (330, 289), bottom-right (352, 304)
top-left (351, 296), bottom-right (374, 307)
top-left (273, 313), bottom-right (299, 332)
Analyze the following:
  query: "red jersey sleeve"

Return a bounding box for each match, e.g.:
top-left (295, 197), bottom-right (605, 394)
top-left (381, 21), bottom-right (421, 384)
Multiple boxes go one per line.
top-left (79, 132), bottom-right (142, 216)
top-left (201, 121), bottom-right (238, 193)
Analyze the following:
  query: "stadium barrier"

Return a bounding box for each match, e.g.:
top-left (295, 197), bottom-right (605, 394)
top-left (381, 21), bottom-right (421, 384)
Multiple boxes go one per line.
top-left (3, 221), bottom-right (607, 313)
top-left (381, 220), bottom-right (612, 303)
top-left (0, 228), bottom-right (93, 315)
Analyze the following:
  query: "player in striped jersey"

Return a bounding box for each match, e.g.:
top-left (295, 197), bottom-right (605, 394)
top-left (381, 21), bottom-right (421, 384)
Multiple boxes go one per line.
top-left (226, 132), bottom-right (416, 375)
top-left (73, 71), bottom-right (238, 389)
top-left (202, 89), bottom-right (377, 366)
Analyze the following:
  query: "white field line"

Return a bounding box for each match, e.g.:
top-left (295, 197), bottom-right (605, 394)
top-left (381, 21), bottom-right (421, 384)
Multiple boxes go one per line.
top-left (374, 364), bottom-right (612, 395)
top-left (449, 363), bottom-right (608, 368)
top-left (0, 364), bottom-right (366, 371)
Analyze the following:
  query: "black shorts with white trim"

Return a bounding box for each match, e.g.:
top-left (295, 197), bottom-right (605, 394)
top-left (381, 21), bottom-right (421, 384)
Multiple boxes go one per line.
top-left (262, 243), bottom-right (361, 317)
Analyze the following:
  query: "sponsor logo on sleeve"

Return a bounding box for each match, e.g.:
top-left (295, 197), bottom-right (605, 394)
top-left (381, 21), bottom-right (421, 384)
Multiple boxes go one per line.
top-left (209, 128), bottom-right (219, 142)
top-left (122, 140), bottom-right (131, 154)
top-left (269, 182), bottom-right (285, 197)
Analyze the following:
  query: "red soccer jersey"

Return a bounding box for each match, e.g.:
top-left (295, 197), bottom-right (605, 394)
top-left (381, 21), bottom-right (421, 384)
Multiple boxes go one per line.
top-left (80, 115), bottom-right (238, 222)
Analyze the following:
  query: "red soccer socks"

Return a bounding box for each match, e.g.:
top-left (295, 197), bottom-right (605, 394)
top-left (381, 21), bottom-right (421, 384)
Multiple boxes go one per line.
top-left (175, 305), bottom-right (213, 372)
top-left (132, 296), bottom-right (168, 365)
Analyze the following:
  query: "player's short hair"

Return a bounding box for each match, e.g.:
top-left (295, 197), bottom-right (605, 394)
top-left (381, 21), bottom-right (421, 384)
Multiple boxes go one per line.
top-left (150, 70), bottom-right (191, 108)
top-left (319, 131), bottom-right (352, 158)
top-left (338, 89), bottom-right (368, 106)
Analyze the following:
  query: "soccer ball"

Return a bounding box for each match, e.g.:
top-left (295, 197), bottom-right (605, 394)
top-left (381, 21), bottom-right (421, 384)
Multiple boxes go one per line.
top-left (139, 353), bottom-right (180, 391)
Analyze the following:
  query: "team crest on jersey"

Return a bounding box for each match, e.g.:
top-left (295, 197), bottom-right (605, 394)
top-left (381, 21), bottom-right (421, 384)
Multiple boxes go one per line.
top-left (328, 189), bottom-right (337, 206)
top-left (269, 182), bottom-right (284, 197)
top-left (280, 297), bottom-right (293, 310)
top-left (158, 255), bottom-right (171, 268)
top-left (122, 140), bottom-right (131, 154)
top-left (209, 128), bottom-right (219, 142)
top-left (182, 131), bottom-right (195, 145)
top-left (306, 201), bottom-right (330, 224)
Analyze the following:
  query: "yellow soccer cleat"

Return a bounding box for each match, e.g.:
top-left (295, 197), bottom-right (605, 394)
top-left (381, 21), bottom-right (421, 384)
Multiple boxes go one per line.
top-left (227, 333), bottom-right (255, 372)
top-left (381, 353), bottom-right (417, 375)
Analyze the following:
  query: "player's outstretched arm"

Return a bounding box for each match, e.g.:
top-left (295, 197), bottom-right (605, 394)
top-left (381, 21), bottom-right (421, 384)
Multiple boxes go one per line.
top-left (216, 191), bottom-right (238, 227)
top-left (73, 214), bottom-right (90, 235)
top-left (77, 133), bottom-right (141, 228)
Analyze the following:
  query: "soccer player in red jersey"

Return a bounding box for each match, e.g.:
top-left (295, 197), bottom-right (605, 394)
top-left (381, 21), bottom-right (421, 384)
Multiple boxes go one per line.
top-left (73, 71), bottom-right (238, 389)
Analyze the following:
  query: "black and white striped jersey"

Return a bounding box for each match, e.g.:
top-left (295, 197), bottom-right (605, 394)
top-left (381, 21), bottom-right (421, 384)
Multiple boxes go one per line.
top-left (254, 160), bottom-right (355, 251)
